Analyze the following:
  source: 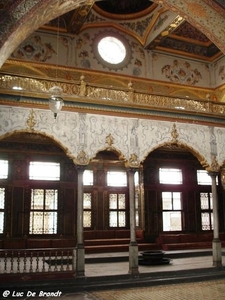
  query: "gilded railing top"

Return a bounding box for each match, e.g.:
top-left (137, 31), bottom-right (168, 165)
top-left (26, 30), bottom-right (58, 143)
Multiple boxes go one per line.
top-left (0, 74), bottom-right (225, 122)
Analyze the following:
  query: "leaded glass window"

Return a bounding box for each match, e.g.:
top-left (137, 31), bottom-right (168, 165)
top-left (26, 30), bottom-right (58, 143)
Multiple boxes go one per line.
top-left (109, 193), bottom-right (126, 227)
top-left (200, 192), bottom-right (213, 230)
top-left (29, 189), bottom-right (58, 234)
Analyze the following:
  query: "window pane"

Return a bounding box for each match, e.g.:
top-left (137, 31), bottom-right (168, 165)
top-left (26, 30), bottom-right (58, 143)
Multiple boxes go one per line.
top-left (118, 211), bottom-right (126, 227)
top-left (30, 211), bottom-right (57, 234)
top-left (159, 168), bottom-right (182, 184)
top-left (201, 212), bottom-right (210, 230)
top-left (173, 192), bottom-right (181, 209)
top-left (31, 189), bottom-right (44, 209)
top-left (29, 162), bottom-right (60, 180)
top-left (0, 188), bottom-right (5, 209)
top-left (200, 192), bottom-right (209, 209)
top-left (0, 160), bottom-right (8, 179)
top-left (84, 211), bottom-right (91, 227)
top-left (118, 194), bottom-right (125, 209)
top-left (83, 193), bottom-right (91, 209)
top-left (0, 212), bottom-right (4, 233)
top-left (163, 212), bottom-right (182, 231)
top-left (43, 212), bottom-right (57, 234)
top-left (109, 211), bottom-right (117, 227)
top-left (109, 194), bottom-right (117, 209)
top-left (83, 170), bottom-right (93, 185)
top-left (45, 190), bottom-right (58, 210)
top-left (197, 170), bottom-right (212, 185)
top-left (30, 189), bottom-right (58, 234)
top-left (162, 192), bottom-right (172, 210)
top-left (107, 171), bottom-right (127, 187)
top-left (30, 212), bottom-right (43, 234)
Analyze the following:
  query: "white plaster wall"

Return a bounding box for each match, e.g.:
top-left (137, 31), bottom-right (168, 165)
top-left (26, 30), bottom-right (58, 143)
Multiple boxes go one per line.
top-left (1, 105), bottom-right (225, 168)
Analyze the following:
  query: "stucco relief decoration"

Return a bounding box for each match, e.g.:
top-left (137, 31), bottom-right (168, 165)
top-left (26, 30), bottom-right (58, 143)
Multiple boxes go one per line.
top-left (11, 35), bottom-right (56, 62)
top-left (219, 66), bottom-right (225, 80)
top-left (176, 123), bottom-right (210, 164)
top-left (161, 60), bottom-right (202, 85)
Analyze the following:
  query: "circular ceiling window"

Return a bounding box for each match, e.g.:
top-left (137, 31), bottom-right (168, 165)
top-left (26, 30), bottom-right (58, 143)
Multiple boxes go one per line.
top-left (93, 32), bottom-right (132, 70)
top-left (98, 36), bottom-right (126, 64)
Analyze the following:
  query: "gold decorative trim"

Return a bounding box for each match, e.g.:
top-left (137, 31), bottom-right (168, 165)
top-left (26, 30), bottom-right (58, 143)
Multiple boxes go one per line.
top-left (171, 123), bottom-right (178, 144)
top-left (74, 150), bottom-right (89, 165)
top-left (125, 153), bottom-right (140, 168)
top-left (206, 155), bottom-right (220, 173)
top-left (26, 109), bottom-right (36, 131)
top-left (105, 134), bottom-right (114, 148)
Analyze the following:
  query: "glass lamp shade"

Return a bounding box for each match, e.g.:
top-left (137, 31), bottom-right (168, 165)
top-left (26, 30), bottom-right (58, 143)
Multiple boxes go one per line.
top-left (48, 86), bottom-right (64, 118)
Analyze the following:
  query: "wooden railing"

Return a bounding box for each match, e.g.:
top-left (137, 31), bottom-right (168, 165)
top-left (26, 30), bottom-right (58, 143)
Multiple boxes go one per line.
top-left (0, 248), bottom-right (75, 274)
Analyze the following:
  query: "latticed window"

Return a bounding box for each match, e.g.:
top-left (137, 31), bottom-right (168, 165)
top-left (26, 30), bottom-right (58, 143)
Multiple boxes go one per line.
top-left (162, 191), bottom-right (182, 231)
top-left (109, 193), bottom-right (126, 227)
top-left (29, 189), bottom-right (58, 234)
top-left (0, 188), bottom-right (5, 233)
top-left (200, 192), bottom-right (213, 230)
top-left (83, 193), bottom-right (92, 227)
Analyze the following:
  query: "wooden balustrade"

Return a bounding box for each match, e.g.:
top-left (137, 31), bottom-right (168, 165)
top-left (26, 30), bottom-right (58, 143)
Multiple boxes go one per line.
top-left (0, 248), bottom-right (74, 274)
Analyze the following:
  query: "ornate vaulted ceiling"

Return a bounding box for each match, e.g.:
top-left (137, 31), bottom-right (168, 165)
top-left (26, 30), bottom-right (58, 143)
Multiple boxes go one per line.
top-left (0, 0), bottom-right (225, 123)
top-left (41, 0), bottom-right (223, 62)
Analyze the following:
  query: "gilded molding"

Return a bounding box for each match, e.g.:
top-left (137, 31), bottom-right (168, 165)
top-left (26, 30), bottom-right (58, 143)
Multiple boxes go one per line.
top-left (0, 74), bottom-right (225, 121)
